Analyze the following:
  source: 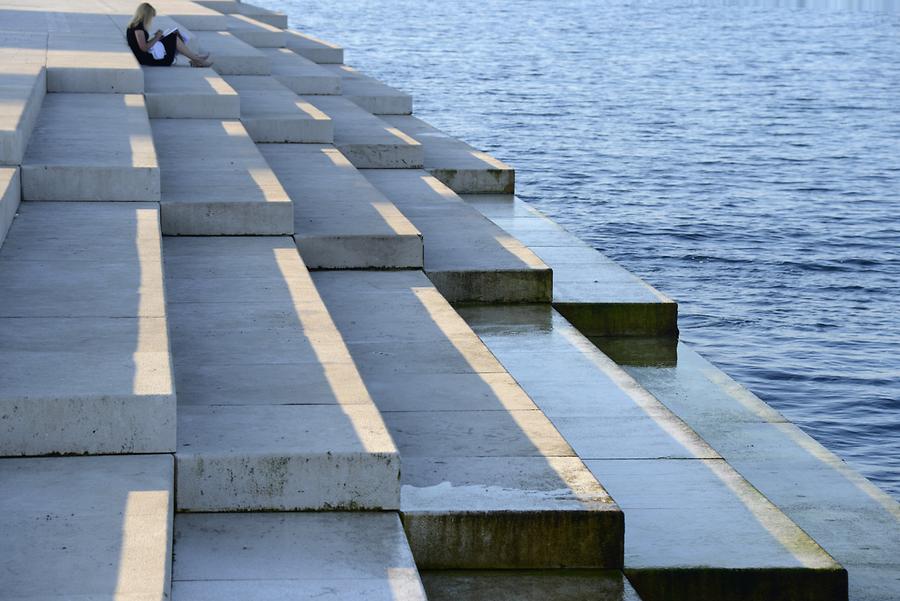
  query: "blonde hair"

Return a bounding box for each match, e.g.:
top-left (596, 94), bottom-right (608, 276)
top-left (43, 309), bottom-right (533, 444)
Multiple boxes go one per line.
top-left (128, 3), bottom-right (156, 28)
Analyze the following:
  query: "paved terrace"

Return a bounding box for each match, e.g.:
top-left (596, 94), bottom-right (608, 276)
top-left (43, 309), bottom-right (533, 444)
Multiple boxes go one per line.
top-left (0, 1), bottom-right (897, 600)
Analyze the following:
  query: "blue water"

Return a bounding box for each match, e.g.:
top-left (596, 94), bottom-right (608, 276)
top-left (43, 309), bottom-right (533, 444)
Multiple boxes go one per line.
top-left (267, 0), bottom-right (900, 498)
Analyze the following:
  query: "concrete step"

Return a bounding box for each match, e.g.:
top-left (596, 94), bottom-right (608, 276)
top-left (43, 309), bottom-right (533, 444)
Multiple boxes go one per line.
top-left (0, 455), bottom-right (173, 601)
top-left (151, 118), bottom-right (292, 235)
top-left (193, 31), bottom-right (270, 75)
top-left (313, 270), bottom-right (623, 569)
top-left (143, 66), bottom-right (239, 119)
top-left (0, 202), bottom-right (175, 455)
top-left (226, 13), bottom-right (286, 48)
top-left (235, 1), bottom-right (289, 29)
top-left (263, 47), bottom-right (341, 94)
top-left (0, 62), bottom-right (46, 166)
top-left (326, 64), bottom-right (412, 115)
top-left (464, 195), bottom-right (678, 336)
top-left (0, 167), bottom-right (19, 248)
top-left (21, 93), bottom-right (160, 201)
top-left (459, 304), bottom-right (848, 601)
top-left (622, 343), bottom-right (900, 601)
top-left (422, 570), bottom-right (643, 601)
top-left (259, 144), bottom-right (422, 268)
top-left (193, 0), bottom-right (240, 13)
top-left (158, 0), bottom-right (231, 30)
top-left (385, 115), bottom-right (514, 193)
top-left (47, 33), bottom-right (142, 93)
top-left (304, 95), bottom-right (423, 168)
top-left (173, 513), bottom-right (426, 600)
top-left (223, 75), bottom-right (332, 142)
top-left (165, 237), bottom-right (399, 511)
top-left (363, 170), bottom-right (551, 302)
top-left (286, 29), bottom-right (344, 64)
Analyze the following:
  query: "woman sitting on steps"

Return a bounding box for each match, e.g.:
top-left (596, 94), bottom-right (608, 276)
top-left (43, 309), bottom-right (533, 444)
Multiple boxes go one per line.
top-left (126, 2), bottom-right (213, 68)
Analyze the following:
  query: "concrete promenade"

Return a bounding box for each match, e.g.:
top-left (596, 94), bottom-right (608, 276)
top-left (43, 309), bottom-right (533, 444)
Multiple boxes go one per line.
top-left (0, 1), bottom-right (897, 600)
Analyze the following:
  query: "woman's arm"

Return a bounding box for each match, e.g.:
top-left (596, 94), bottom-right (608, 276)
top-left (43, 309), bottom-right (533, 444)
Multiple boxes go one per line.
top-left (134, 29), bottom-right (162, 52)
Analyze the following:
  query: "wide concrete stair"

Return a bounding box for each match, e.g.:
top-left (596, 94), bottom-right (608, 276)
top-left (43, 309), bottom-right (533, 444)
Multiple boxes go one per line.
top-left (286, 29), bottom-right (344, 64)
top-left (172, 513), bottom-right (427, 600)
top-left (224, 75), bottom-right (333, 142)
top-left (151, 118), bottom-right (292, 234)
top-left (363, 168), bottom-right (551, 302)
top-left (22, 93), bottom-right (160, 201)
top-left (0, 455), bottom-right (174, 601)
top-left (235, 1), bottom-right (288, 28)
top-left (259, 143), bottom-right (423, 268)
top-left (385, 114), bottom-right (515, 193)
top-left (192, 30), bottom-right (270, 75)
top-left (304, 94), bottom-right (423, 168)
top-left (165, 236), bottom-right (398, 511)
top-left (460, 304), bottom-right (847, 601)
top-left (226, 13), bottom-right (286, 48)
top-left (313, 270), bottom-right (624, 569)
top-left (47, 32), bottom-right (142, 93)
top-left (465, 194), bottom-right (678, 337)
top-left (265, 47), bottom-right (342, 94)
top-left (0, 202), bottom-right (175, 455)
top-left (0, 166), bottom-right (19, 247)
top-left (143, 66), bottom-right (240, 119)
top-left (0, 59), bottom-right (46, 166)
top-left (326, 63), bottom-right (413, 115)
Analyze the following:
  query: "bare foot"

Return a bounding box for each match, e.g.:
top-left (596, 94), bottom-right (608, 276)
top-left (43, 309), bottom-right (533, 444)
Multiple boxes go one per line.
top-left (190, 58), bottom-right (213, 68)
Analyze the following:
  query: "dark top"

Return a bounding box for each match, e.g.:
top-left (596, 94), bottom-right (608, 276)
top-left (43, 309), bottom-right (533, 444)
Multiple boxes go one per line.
top-left (126, 24), bottom-right (177, 67)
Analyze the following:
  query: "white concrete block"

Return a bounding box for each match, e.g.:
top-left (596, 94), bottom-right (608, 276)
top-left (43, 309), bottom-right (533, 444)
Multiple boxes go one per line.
top-left (193, 0), bottom-right (240, 12)
top-left (286, 29), bottom-right (344, 64)
top-left (0, 30), bottom-right (47, 65)
top-left (327, 64), bottom-right (412, 114)
top-left (143, 66), bottom-right (240, 118)
top-left (0, 455), bottom-right (173, 601)
top-left (193, 30), bottom-right (270, 75)
top-left (223, 75), bottom-right (332, 142)
top-left (364, 170), bottom-right (551, 302)
top-left (385, 115), bottom-right (514, 193)
top-left (172, 513), bottom-right (427, 601)
top-left (0, 202), bottom-right (175, 455)
top-left (21, 94), bottom-right (160, 202)
top-left (227, 13), bottom-right (285, 47)
top-left (0, 167), bottom-right (19, 249)
top-left (264, 47), bottom-right (341, 94)
top-left (259, 143), bottom-right (423, 268)
top-left (0, 63), bottom-right (45, 166)
top-left (47, 33), bottom-right (143, 93)
top-left (236, 1), bottom-right (288, 29)
top-left (422, 570), bottom-right (643, 601)
top-left (304, 95), bottom-right (424, 168)
top-left (152, 119), bottom-right (292, 234)
top-left (165, 236), bottom-right (400, 510)
top-left (157, 0), bottom-right (231, 30)
top-left (463, 194), bottom-right (678, 336)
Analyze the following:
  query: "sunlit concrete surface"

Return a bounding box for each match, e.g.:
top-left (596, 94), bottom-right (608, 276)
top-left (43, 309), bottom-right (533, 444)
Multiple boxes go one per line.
top-left (263, 47), bottom-right (341, 94)
top-left (224, 74), bottom-right (333, 142)
top-left (143, 66), bottom-right (239, 119)
top-left (624, 343), bottom-right (900, 601)
top-left (461, 304), bottom-right (847, 601)
top-left (226, 13), bottom-right (285, 48)
top-left (192, 30), bottom-right (270, 75)
top-left (46, 32), bottom-right (142, 93)
top-left (259, 143), bottom-right (422, 269)
top-left (422, 570), bottom-right (644, 601)
top-left (325, 64), bottom-right (412, 115)
top-left (173, 513), bottom-right (426, 600)
top-left (286, 29), bottom-right (344, 64)
top-left (0, 455), bottom-right (173, 601)
top-left (165, 237), bottom-right (399, 510)
top-left (384, 115), bottom-right (513, 193)
top-left (0, 167), bottom-right (19, 247)
top-left (303, 95), bottom-right (424, 168)
top-left (0, 202), bottom-right (175, 455)
top-left (0, 62), bottom-right (45, 165)
top-left (234, 1), bottom-right (288, 29)
top-left (193, 0), bottom-right (239, 13)
top-left (363, 169), bottom-right (551, 302)
top-left (150, 0), bottom-right (230, 30)
top-left (22, 93), bottom-right (159, 201)
top-left (464, 194), bottom-right (678, 335)
top-left (313, 270), bottom-right (623, 569)
top-left (152, 118), bottom-right (293, 234)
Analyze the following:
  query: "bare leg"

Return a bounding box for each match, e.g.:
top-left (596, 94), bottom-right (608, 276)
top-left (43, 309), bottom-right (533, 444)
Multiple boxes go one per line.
top-left (175, 37), bottom-right (209, 63)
